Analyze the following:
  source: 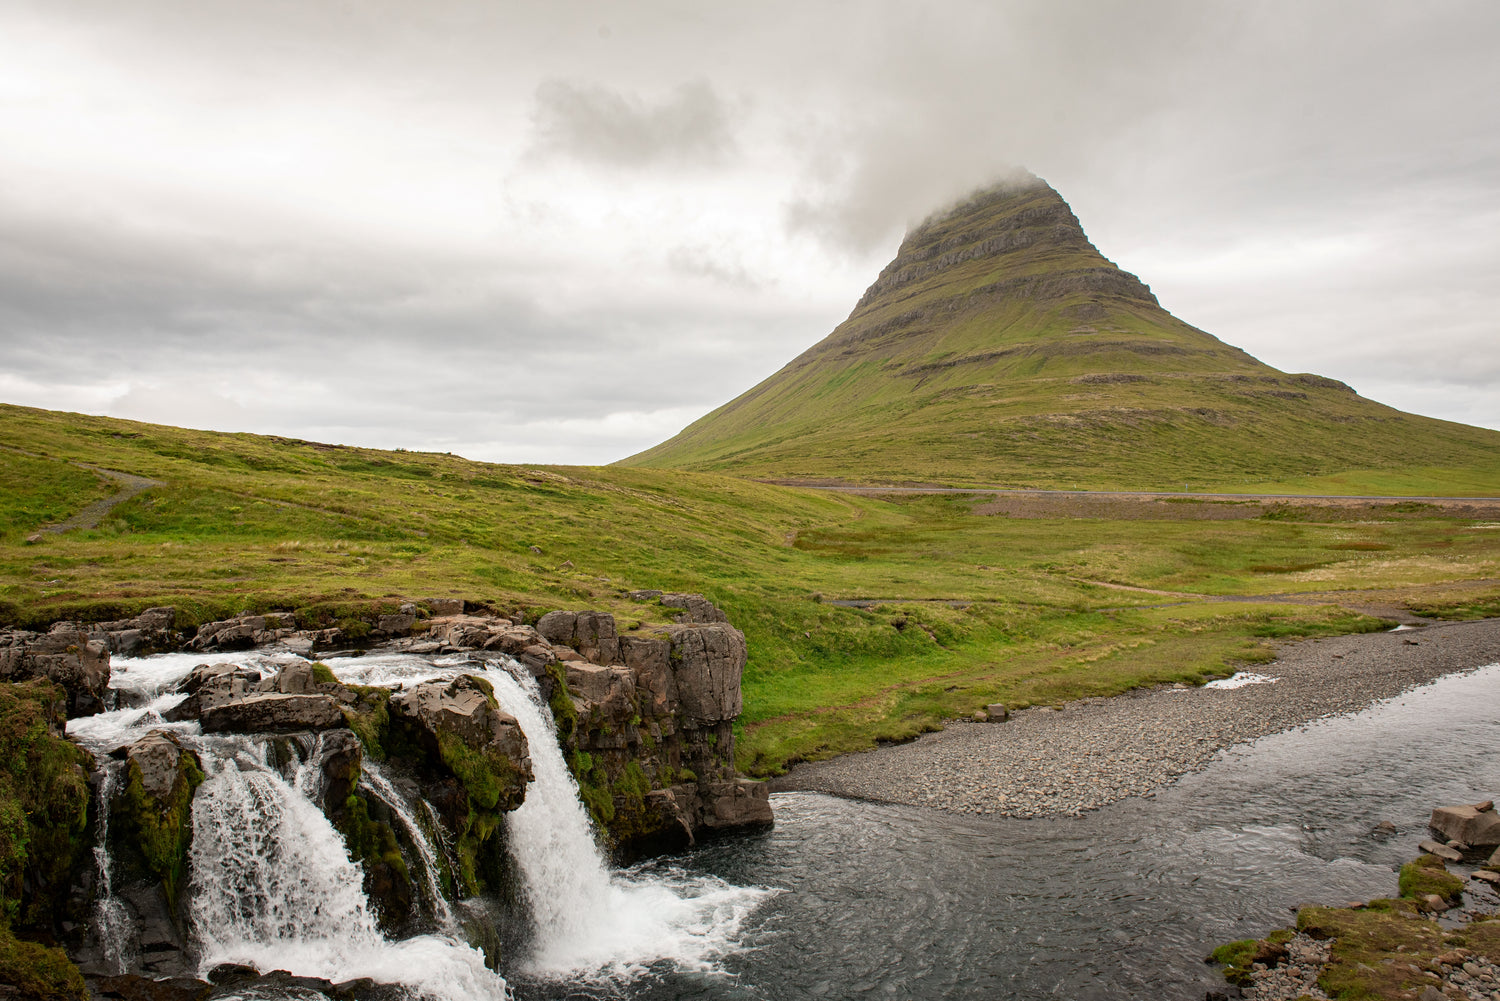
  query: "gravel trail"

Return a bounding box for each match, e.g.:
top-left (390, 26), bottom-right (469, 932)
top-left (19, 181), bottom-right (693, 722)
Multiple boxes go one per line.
top-left (770, 618), bottom-right (1500, 818)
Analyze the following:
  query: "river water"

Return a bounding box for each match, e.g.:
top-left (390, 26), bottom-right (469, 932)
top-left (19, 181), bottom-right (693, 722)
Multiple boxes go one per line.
top-left (522, 661), bottom-right (1500, 1001)
top-left (74, 655), bottom-right (1500, 1001)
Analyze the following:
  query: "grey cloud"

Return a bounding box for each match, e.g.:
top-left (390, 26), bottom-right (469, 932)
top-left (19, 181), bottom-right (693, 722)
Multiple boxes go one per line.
top-left (0, 192), bottom-right (819, 461)
top-left (529, 79), bottom-right (739, 168)
top-left (3, 0), bottom-right (1497, 457)
top-left (665, 245), bottom-right (763, 290)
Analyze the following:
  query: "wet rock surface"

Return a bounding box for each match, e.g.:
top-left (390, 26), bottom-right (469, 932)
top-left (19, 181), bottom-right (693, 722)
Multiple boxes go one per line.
top-left (0, 626), bottom-right (111, 716)
top-left (775, 619), bottom-right (1500, 817)
top-left (198, 692), bottom-right (346, 733)
top-left (1432, 802), bottom-right (1500, 847)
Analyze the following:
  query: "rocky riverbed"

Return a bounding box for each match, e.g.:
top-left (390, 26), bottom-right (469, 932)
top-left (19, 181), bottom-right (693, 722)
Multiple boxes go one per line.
top-left (773, 618), bottom-right (1500, 817)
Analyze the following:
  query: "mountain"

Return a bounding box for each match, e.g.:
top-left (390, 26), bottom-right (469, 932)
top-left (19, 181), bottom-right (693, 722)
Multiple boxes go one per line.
top-left (622, 176), bottom-right (1500, 490)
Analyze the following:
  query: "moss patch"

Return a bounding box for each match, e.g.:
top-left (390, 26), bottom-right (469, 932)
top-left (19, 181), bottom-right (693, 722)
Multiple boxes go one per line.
top-left (342, 685), bottom-right (392, 761)
top-left (110, 742), bottom-right (204, 913)
top-left (1399, 854), bottom-right (1464, 902)
top-left (0, 680), bottom-right (93, 938)
top-left (1300, 899), bottom-right (1450, 999)
top-left (334, 790), bottom-right (412, 933)
top-left (0, 927), bottom-right (86, 1000)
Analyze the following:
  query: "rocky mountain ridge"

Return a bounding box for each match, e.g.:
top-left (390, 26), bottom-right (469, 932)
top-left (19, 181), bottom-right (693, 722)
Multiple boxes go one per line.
top-left (622, 176), bottom-right (1500, 488)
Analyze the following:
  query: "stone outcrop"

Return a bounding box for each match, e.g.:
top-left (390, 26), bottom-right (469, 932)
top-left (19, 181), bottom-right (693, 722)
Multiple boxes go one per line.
top-left (659, 593), bottom-right (729, 624)
top-left (187, 612), bottom-right (301, 652)
top-left (2, 591), bottom-right (770, 984)
top-left (1430, 800), bottom-right (1500, 847)
top-left (0, 626), bottom-right (111, 716)
top-left (199, 693), bottom-right (346, 734)
top-left (104, 730), bottom-right (204, 976)
top-left (545, 592), bottom-right (773, 859)
top-left (536, 610), bottom-right (619, 664)
top-left (388, 676), bottom-right (532, 813)
top-left (666, 623), bottom-right (745, 724)
top-left (412, 615), bottom-right (555, 669)
top-left (161, 663), bottom-right (263, 721)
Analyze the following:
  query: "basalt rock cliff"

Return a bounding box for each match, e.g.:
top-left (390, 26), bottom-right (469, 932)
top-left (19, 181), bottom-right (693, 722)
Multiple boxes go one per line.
top-left (0, 594), bottom-right (770, 993)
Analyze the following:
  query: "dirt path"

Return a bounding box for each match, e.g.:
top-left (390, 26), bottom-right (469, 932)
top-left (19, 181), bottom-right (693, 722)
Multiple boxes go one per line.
top-left (773, 482), bottom-right (1500, 506)
top-left (36, 464), bottom-right (164, 536)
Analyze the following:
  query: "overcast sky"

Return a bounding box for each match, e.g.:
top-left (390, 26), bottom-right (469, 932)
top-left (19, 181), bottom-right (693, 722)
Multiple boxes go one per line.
top-left (2, 1), bottom-right (1497, 465)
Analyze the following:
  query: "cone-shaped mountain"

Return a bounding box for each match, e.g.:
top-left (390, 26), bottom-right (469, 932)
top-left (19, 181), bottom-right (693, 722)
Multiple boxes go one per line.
top-left (623, 176), bottom-right (1500, 489)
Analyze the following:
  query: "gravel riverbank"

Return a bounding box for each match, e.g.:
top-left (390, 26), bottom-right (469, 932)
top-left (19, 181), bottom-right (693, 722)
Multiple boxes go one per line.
top-left (770, 618), bottom-right (1500, 818)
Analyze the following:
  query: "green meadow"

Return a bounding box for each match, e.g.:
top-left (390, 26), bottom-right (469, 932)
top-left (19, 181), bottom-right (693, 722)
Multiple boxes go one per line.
top-left (3, 403), bottom-right (1499, 774)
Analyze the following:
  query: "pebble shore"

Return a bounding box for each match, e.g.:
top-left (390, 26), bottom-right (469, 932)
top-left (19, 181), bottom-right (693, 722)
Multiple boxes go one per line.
top-left (771, 618), bottom-right (1500, 818)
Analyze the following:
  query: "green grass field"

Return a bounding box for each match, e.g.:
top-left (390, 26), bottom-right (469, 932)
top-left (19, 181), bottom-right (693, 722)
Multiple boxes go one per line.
top-left (4, 403), bottom-right (1499, 774)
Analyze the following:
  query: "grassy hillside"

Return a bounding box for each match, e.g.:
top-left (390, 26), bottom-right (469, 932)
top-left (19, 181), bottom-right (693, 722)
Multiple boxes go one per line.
top-left (623, 179), bottom-right (1500, 491)
top-left (3, 403), bottom-right (1499, 774)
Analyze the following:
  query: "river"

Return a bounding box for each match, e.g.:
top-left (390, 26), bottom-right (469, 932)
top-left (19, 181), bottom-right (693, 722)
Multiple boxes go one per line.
top-left (520, 661), bottom-right (1500, 1000)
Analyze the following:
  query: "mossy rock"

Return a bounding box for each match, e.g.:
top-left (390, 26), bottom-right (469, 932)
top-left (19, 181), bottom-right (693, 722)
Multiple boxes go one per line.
top-left (1399, 853), bottom-right (1465, 903)
top-left (0, 680), bottom-right (94, 940)
top-left (1208, 929), bottom-right (1293, 988)
top-left (334, 790), bottom-right (413, 934)
top-left (109, 734), bottom-right (205, 914)
top-left (0, 927), bottom-right (86, 1001)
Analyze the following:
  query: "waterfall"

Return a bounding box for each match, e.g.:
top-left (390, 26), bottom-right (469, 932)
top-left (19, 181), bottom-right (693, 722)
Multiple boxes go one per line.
top-left (89, 760), bottom-right (135, 974)
top-left (360, 758), bottom-right (459, 931)
top-left (188, 735), bottom-right (509, 1000)
top-left (69, 650), bottom-right (769, 996)
top-left (483, 668), bottom-right (772, 980)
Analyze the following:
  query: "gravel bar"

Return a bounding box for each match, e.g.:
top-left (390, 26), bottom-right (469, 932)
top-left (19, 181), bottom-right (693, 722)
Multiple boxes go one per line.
top-left (770, 618), bottom-right (1500, 818)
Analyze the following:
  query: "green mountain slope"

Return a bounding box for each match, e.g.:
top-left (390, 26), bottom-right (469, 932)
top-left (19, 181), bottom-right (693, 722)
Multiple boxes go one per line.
top-left (622, 177), bottom-right (1500, 491)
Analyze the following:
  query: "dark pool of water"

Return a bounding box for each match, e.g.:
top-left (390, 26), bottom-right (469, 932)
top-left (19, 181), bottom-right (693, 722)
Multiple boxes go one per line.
top-left (514, 663), bottom-right (1500, 1001)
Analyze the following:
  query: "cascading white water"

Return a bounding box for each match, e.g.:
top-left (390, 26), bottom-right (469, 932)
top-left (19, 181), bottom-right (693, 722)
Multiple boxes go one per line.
top-left (188, 735), bottom-right (509, 1000)
top-left (483, 668), bottom-right (773, 979)
top-left (360, 758), bottom-right (458, 930)
top-left (70, 649), bottom-right (771, 996)
top-left (89, 761), bottom-right (135, 974)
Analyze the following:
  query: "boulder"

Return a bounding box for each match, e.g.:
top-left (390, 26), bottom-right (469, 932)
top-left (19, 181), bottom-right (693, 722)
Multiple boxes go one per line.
top-left (1419, 839), bottom-right (1464, 862)
top-left (376, 604), bottom-right (417, 636)
top-left (388, 675), bottom-right (532, 811)
top-left (187, 613), bottom-right (296, 652)
top-left (84, 606), bottom-right (179, 658)
top-left (256, 662), bottom-right (317, 694)
top-left (985, 703), bottom-right (1009, 721)
top-left (1430, 801), bottom-right (1500, 847)
top-left (701, 779), bottom-right (774, 829)
top-left (199, 693), bottom-right (345, 734)
top-left (667, 623), bottom-right (746, 725)
top-left (280, 635), bottom-right (315, 657)
top-left (536, 610), bottom-right (619, 664)
top-left (0, 627), bottom-right (111, 716)
top-left (426, 598), bottom-right (465, 616)
top-left (162, 664), bottom-right (261, 722)
top-left (126, 732), bottom-right (194, 802)
top-left (659, 593), bottom-right (729, 624)
top-left (620, 635), bottom-right (676, 716)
